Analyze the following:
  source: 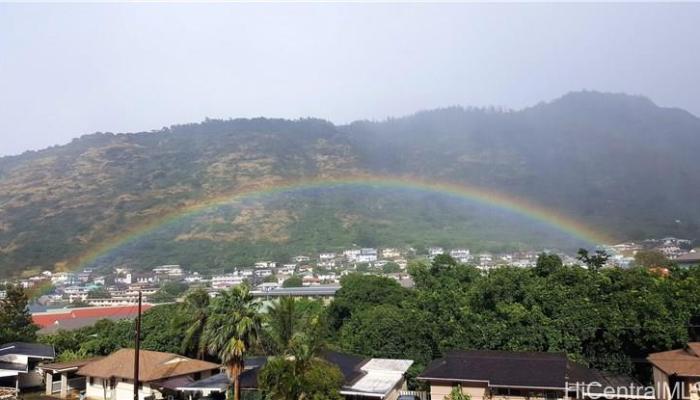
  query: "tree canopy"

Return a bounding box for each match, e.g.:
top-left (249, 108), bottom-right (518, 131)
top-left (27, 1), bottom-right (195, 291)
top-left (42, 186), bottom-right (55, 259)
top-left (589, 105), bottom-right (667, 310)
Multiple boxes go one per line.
top-left (0, 285), bottom-right (38, 343)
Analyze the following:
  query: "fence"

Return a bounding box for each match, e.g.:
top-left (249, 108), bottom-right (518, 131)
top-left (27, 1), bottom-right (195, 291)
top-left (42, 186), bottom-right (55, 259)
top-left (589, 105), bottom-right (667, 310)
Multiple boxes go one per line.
top-left (50, 377), bottom-right (87, 394)
top-left (399, 390), bottom-right (430, 400)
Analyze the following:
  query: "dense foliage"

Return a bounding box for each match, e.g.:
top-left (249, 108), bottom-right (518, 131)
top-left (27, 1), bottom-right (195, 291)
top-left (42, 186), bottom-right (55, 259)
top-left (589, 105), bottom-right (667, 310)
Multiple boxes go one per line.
top-left (329, 256), bottom-right (700, 383)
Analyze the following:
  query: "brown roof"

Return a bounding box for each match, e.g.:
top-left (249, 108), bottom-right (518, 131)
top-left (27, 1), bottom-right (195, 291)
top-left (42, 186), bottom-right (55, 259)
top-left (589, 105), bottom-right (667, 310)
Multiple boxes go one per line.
top-left (648, 343), bottom-right (700, 377)
top-left (77, 349), bottom-right (219, 382)
top-left (676, 252), bottom-right (700, 264)
top-left (41, 357), bottom-right (104, 373)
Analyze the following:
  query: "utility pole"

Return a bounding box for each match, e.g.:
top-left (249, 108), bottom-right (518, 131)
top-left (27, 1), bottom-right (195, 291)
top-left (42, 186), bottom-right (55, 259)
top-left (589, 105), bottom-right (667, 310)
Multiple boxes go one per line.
top-left (133, 290), bottom-right (142, 400)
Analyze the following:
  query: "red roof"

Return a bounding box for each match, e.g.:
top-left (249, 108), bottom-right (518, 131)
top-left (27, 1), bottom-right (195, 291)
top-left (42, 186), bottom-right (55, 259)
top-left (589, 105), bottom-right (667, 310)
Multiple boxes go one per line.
top-left (32, 305), bottom-right (152, 328)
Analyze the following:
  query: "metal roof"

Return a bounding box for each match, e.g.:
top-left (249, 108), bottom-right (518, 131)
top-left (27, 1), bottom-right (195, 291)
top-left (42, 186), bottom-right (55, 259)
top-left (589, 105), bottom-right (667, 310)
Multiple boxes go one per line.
top-left (0, 342), bottom-right (55, 359)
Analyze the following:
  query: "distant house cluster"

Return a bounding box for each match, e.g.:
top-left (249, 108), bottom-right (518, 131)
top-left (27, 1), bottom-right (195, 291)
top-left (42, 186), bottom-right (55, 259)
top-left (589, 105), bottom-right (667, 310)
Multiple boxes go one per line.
top-left (4, 237), bottom-right (696, 335)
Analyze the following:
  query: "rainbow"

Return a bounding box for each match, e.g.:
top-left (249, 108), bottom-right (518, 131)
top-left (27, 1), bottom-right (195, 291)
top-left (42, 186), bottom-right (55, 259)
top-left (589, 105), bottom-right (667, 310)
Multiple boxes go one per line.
top-left (60, 173), bottom-right (612, 272)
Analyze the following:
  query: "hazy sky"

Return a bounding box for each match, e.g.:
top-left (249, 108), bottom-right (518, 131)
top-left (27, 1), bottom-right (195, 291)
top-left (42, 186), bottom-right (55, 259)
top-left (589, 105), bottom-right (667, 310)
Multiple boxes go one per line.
top-left (1, 3), bottom-right (699, 156)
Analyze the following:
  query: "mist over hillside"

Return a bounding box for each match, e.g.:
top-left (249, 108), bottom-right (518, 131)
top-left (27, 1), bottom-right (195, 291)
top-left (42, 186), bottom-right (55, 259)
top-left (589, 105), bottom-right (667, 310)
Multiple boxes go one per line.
top-left (1, 91), bottom-right (698, 276)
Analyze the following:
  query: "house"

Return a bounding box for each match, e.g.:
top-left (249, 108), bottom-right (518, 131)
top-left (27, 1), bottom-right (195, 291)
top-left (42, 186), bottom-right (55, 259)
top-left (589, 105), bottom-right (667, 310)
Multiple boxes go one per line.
top-left (319, 252), bottom-right (337, 262)
top-left (211, 274), bottom-right (244, 289)
top-left (417, 350), bottom-right (650, 400)
top-left (344, 249), bottom-right (362, 262)
top-left (381, 248), bottom-right (402, 259)
top-left (293, 255), bottom-right (311, 264)
top-left (449, 249), bottom-right (471, 263)
top-left (178, 351), bottom-right (412, 400)
top-left (40, 357), bottom-right (103, 398)
top-left (0, 342), bottom-right (55, 394)
top-left (429, 247), bottom-right (445, 258)
top-left (648, 343), bottom-right (700, 400)
top-left (51, 272), bottom-right (78, 286)
top-left (152, 265), bottom-right (184, 277)
top-left (77, 349), bottom-right (219, 400)
top-left (676, 251), bottom-right (700, 266)
top-left (357, 248), bottom-right (378, 263)
top-left (250, 285), bottom-right (340, 302)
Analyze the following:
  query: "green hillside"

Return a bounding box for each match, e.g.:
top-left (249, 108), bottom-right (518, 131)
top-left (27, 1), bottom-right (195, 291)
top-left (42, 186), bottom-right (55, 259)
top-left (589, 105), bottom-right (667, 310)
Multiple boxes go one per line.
top-left (1, 91), bottom-right (699, 275)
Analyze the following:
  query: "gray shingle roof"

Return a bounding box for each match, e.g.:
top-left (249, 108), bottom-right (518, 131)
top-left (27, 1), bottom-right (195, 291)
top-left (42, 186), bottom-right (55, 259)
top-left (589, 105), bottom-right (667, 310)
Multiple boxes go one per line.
top-left (0, 342), bottom-right (55, 359)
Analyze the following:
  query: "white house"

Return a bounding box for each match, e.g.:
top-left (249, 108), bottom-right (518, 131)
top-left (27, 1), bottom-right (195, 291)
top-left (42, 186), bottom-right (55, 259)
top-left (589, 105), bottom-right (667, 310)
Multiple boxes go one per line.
top-left (429, 247), bottom-right (444, 258)
top-left (449, 249), bottom-right (471, 263)
top-left (356, 248), bottom-right (378, 263)
top-left (211, 274), bottom-right (244, 290)
top-left (152, 265), bottom-right (183, 277)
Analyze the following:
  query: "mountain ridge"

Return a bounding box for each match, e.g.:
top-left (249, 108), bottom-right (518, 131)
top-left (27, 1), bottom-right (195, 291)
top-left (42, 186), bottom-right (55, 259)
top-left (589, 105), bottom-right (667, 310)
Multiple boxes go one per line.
top-left (1, 91), bottom-right (699, 276)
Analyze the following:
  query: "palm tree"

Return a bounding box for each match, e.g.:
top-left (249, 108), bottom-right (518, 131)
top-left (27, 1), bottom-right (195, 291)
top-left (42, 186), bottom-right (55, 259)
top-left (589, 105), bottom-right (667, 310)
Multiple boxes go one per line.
top-left (180, 288), bottom-right (211, 359)
top-left (258, 312), bottom-right (342, 400)
top-left (266, 296), bottom-right (298, 354)
top-left (202, 285), bottom-right (261, 400)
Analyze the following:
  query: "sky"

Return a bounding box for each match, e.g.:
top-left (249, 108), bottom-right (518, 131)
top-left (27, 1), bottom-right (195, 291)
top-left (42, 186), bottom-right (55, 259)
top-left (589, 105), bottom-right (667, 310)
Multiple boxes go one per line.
top-left (1, 3), bottom-right (699, 157)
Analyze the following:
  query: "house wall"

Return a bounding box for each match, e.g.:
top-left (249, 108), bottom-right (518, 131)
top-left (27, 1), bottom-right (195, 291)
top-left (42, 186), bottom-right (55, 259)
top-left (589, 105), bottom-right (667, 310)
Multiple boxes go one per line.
top-left (428, 381), bottom-right (489, 400)
top-left (18, 371), bottom-right (43, 388)
top-left (427, 382), bottom-right (565, 400)
top-left (85, 377), bottom-right (157, 400)
top-left (383, 377), bottom-right (409, 400)
top-left (653, 367), bottom-right (671, 400)
top-left (687, 378), bottom-right (700, 400)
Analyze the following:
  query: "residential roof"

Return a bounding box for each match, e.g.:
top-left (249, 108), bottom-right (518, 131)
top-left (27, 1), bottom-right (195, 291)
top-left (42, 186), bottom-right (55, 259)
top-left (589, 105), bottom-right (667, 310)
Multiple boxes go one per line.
top-left (40, 357), bottom-right (104, 373)
top-left (0, 342), bottom-right (55, 359)
top-left (77, 349), bottom-right (219, 382)
top-left (251, 286), bottom-right (340, 297)
top-left (322, 351), bottom-right (367, 384)
top-left (178, 351), bottom-right (413, 399)
top-left (418, 350), bottom-right (568, 389)
top-left (38, 315), bottom-right (138, 334)
top-left (179, 372), bottom-right (231, 392)
top-left (0, 361), bottom-right (27, 372)
top-left (676, 252), bottom-right (700, 264)
top-left (567, 361), bottom-right (650, 398)
top-left (340, 356), bottom-right (414, 398)
top-left (179, 357), bottom-right (268, 392)
top-left (648, 343), bottom-right (700, 377)
top-left (32, 305), bottom-right (152, 328)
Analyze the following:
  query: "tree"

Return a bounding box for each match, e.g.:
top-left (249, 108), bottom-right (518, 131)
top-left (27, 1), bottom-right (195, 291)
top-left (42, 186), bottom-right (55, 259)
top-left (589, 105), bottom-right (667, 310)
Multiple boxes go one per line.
top-left (259, 310), bottom-right (342, 400)
top-left (0, 285), bottom-right (38, 343)
top-left (263, 275), bottom-right (279, 283)
top-left (430, 254), bottom-right (458, 274)
top-left (338, 304), bottom-right (434, 367)
top-left (282, 276), bottom-right (303, 288)
top-left (634, 250), bottom-right (670, 268)
top-left (355, 263), bottom-right (370, 273)
top-left (258, 356), bottom-right (343, 400)
top-left (534, 253), bottom-right (563, 277)
top-left (179, 289), bottom-right (211, 359)
top-left (327, 274), bottom-right (409, 330)
top-left (266, 297), bottom-right (299, 354)
top-left (202, 285), bottom-right (261, 400)
top-left (69, 299), bottom-right (92, 308)
top-left (87, 287), bottom-right (111, 299)
top-left (445, 386), bottom-right (471, 400)
top-left (382, 262), bottom-right (401, 274)
top-left (150, 281), bottom-right (188, 303)
top-left (577, 248), bottom-right (609, 271)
